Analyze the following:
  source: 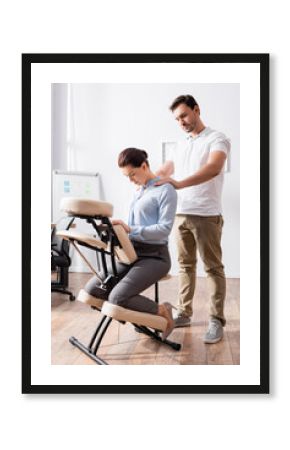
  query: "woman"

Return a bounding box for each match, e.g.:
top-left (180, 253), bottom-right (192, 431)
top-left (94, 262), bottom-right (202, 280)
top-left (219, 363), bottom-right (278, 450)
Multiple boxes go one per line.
top-left (86, 148), bottom-right (177, 339)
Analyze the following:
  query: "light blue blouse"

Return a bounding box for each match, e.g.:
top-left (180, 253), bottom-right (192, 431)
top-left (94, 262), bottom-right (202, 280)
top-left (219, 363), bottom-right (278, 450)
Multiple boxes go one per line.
top-left (128, 177), bottom-right (177, 244)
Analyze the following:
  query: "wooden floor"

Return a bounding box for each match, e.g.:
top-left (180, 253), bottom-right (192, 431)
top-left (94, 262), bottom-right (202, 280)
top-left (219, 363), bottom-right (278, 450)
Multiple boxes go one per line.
top-left (51, 273), bottom-right (240, 365)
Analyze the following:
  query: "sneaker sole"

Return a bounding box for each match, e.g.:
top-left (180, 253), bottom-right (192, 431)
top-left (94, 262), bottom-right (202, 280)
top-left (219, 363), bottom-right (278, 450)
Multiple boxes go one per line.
top-left (174, 321), bottom-right (192, 328)
top-left (203, 336), bottom-right (223, 344)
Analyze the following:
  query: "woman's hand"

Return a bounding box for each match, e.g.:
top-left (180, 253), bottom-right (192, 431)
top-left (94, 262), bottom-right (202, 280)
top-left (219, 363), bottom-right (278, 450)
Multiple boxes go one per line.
top-left (111, 219), bottom-right (131, 233)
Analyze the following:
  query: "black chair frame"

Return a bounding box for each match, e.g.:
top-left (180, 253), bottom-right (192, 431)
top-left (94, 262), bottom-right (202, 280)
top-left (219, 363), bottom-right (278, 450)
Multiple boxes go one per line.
top-left (62, 213), bottom-right (181, 365)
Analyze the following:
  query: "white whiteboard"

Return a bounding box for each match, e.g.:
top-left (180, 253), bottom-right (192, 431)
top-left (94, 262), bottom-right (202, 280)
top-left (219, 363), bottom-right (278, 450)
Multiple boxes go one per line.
top-left (52, 170), bottom-right (100, 222)
top-left (52, 171), bottom-right (101, 273)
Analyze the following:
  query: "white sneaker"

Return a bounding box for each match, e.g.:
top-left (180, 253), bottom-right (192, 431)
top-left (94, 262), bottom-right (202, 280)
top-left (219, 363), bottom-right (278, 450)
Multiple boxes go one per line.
top-left (203, 318), bottom-right (223, 343)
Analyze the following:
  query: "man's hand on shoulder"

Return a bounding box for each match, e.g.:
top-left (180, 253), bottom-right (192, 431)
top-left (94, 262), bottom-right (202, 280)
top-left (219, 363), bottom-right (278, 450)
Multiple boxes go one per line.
top-left (154, 177), bottom-right (181, 189)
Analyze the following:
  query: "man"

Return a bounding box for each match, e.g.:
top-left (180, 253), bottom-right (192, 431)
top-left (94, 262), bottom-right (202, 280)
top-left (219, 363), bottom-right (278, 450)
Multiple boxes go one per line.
top-left (156, 94), bottom-right (230, 343)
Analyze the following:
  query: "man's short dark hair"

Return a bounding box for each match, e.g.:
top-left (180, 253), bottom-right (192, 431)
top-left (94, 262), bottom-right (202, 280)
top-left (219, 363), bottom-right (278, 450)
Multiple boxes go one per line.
top-left (169, 95), bottom-right (198, 112)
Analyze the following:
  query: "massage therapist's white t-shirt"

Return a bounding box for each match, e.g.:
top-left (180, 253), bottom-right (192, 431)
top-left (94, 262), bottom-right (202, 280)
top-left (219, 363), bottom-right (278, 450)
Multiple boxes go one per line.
top-left (168, 127), bottom-right (231, 216)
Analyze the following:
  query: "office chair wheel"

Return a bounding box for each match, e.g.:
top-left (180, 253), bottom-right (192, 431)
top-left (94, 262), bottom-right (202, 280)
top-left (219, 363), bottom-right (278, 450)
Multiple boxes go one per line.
top-left (69, 294), bottom-right (76, 301)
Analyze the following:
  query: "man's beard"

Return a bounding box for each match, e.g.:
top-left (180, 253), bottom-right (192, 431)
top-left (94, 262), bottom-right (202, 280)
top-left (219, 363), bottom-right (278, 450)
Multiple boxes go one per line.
top-left (183, 123), bottom-right (195, 133)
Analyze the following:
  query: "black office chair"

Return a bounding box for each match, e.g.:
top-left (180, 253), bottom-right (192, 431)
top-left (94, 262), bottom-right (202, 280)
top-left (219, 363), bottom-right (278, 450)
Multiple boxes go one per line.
top-left (51, 217), bottom-right (75, 301)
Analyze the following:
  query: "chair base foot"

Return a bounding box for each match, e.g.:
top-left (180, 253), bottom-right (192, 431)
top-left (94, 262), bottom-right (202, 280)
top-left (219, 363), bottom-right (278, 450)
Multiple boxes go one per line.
top-left (69, 336), bottom-right (108, 365)
top-left (134, 325), bottom-right (181, 351)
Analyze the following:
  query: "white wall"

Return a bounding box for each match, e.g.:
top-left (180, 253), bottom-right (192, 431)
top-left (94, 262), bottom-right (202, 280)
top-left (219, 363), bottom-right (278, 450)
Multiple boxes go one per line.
top-left (52, 83), bottom-right (240, 277)
top-left (51, 84), bottom-right (67, 171)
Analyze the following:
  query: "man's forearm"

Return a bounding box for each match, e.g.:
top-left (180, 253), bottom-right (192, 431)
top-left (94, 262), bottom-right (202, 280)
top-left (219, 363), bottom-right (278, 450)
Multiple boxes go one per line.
top-left (176, 162), bottom-right (222, 189)
top-left (155, 153), bottom-right (226, 189)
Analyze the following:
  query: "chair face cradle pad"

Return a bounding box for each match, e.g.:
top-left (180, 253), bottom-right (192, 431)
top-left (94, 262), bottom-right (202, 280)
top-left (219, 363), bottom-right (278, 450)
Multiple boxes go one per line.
top-left (60, 197), bottom-right (113, 218)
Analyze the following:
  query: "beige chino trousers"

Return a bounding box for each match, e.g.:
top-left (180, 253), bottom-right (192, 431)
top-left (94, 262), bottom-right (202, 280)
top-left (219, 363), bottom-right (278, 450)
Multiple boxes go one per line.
top-left (175, 214), bottom-right (226, 326)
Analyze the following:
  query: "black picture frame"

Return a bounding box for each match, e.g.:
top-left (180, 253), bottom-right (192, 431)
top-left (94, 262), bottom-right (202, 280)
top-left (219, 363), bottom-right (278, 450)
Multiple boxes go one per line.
top-left (22, 53), bottom-right (269, 394)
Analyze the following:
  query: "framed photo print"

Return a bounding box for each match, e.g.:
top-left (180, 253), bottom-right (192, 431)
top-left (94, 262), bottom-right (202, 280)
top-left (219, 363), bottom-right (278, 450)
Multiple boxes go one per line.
top-left (22, 53), bottom-right (269, 394)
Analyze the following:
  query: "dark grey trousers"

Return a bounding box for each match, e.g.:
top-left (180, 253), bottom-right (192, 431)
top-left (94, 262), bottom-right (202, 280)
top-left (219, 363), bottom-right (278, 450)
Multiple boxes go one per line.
top-left (85, 241), bottom-right (171, 314)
